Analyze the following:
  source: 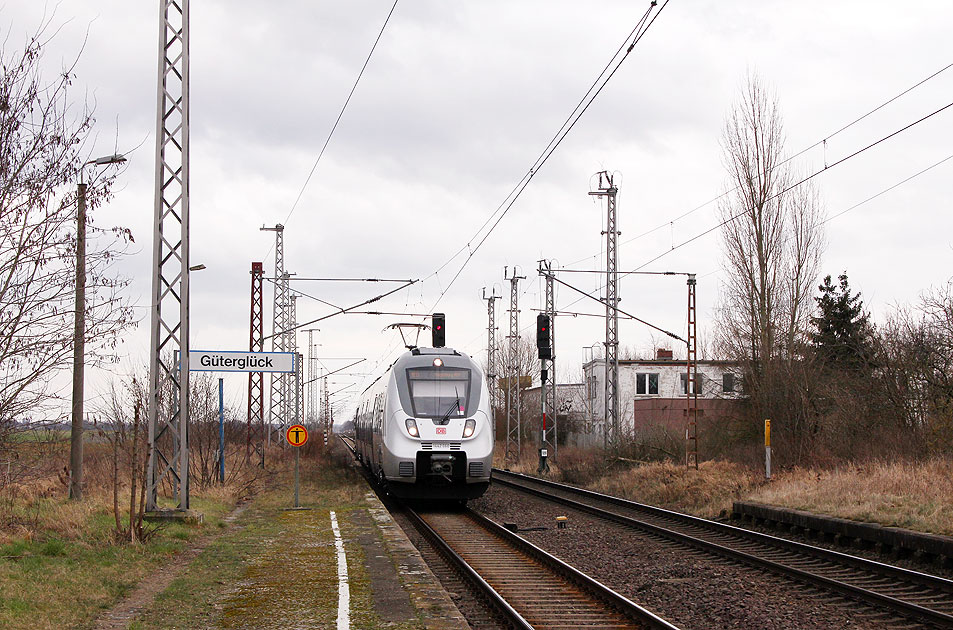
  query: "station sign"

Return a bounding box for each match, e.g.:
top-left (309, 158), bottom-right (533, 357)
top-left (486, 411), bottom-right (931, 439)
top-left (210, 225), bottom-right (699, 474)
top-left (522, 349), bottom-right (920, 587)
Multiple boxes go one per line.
top-left (190, 350), bottom-right (295, 373)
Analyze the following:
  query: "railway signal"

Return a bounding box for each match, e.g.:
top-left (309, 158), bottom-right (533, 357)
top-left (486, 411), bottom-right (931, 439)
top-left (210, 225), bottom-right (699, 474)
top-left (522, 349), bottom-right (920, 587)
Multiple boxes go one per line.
top-left (432, 313), bottom-right (446, 347)
top-left (536, 314), bottom-right (552, 360)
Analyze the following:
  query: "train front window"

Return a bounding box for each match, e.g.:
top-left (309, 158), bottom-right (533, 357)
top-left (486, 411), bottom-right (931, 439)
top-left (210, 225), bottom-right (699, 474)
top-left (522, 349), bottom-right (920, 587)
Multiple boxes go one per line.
top-left (406, 367), bottom-right (470, 418)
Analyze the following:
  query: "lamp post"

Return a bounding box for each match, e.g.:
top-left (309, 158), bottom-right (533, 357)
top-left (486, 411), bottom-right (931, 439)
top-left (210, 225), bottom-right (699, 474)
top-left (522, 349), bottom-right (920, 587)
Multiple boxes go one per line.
top-left (70, 153), bottom-right (126, 500)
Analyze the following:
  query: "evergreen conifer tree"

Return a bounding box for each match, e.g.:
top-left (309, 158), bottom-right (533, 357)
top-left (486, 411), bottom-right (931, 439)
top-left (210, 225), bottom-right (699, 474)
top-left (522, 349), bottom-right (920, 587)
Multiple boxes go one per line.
top-left (810, 273), bottom-right (873, 369)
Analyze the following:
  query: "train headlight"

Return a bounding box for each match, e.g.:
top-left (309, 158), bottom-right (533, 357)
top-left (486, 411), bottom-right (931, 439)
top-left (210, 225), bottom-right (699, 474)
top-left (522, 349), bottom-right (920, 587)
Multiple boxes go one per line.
top-left (463, 418), bottom-right (476, 438)
top-left (405, 418), bottom-right (419, 438)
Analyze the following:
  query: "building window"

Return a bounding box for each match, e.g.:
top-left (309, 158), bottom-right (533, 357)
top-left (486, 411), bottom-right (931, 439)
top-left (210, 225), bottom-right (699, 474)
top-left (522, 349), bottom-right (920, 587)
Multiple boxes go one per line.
top-left (681, 373), bottom-right (705, 395)
top-left (723, 373), bottom-right (735, 393)
top-left (636, 373), bottom-right (659, 395)
top-left (588, 375), bottom-right (598, 400)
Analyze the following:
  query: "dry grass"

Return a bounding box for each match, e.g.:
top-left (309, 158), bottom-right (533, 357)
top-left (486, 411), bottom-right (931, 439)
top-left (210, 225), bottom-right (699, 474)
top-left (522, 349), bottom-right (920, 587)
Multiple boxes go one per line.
top-left (517, 444), bottom-right (953, 535)
top-left (747, 458), bottom-right (953, 535)
top-left (0, 438), bottom-right (340, 630)
top-left (588, 459), bottom-right (763, 518)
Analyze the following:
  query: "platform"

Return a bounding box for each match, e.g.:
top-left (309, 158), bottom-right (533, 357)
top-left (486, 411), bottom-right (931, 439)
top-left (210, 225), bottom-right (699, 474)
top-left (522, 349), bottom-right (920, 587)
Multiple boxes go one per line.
top-left (361, 491), bottom-right (470, 629)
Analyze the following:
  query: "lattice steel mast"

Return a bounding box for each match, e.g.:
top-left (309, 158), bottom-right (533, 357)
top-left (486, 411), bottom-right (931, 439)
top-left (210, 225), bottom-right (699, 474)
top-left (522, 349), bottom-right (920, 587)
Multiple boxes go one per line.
top-left (686, 274), bottom-right (699, 469)
top-left (247, 262), bottom-right (264, 457)
top-left (322, 376), bottom-right (330, 446)
top-left (539, 260), bottom-right (557, 458)
top-left (505, 267), bottom-right (525, 462)
top-left (305, 328), bottom-right (320, 428)
top-left (260, 225), bottom-right (292, 444)
top-left (146, 0), bottom-right (191, 511)
top-left (482, 287), bottom-right (501, 416)
top-left (290, 295), bottom-right (300, 430)
top-left (589, 172), bottom-right (619, 448)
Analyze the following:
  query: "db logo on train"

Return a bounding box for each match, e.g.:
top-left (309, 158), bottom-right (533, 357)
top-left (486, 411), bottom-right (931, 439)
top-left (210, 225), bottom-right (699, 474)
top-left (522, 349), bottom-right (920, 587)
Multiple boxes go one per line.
top-left (286, 424), bottom-right (308, 447)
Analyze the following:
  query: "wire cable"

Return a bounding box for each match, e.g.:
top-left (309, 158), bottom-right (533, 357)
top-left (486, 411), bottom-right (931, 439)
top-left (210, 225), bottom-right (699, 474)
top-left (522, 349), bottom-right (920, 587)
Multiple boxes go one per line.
top-left (423, 0), bottom-right (671, 310)
top-left (626, 99), bottom-right (953, 275)
top-left (275, 0), bottom-right (399, 237)
top-left (561, 61), bottom-right (953, 269)
top-left (556, 111), bottom-right (953, 316)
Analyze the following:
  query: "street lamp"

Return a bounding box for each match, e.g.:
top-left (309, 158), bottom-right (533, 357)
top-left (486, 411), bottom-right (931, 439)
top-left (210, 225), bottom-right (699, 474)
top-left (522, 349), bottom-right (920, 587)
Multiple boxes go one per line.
top-left (70, 153), bottom-right (126, 500)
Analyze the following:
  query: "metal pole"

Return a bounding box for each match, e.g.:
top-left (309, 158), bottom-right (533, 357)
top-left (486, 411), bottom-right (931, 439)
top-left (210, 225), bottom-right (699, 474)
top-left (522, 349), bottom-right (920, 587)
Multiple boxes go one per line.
top-left (247, 262), bottom-right (264, 458)
top-left (219, 378), bottom-right (225, 483)
top-left (505, 267), bottom-right (525, 462)
top-left (538, 359), bottom-right (549, 473)
top-left (686, 274), bottom-right (698, 469)
top-left (147, 0), bottom-right (191, 512)
top-left (541, 261), bottom-right (557, 459)
top-left (589, 173), bottom-right (619, 449)
top-left (69, 181), bottom-right (87, 500)
top-left (482, 288), bottom-right (500, 418)
top-left (765, 419), bottom-right (772, 479)
top-left (295, 353), bottom-right (301, 431)
top-left (294, 445), bottom-right (300, 508)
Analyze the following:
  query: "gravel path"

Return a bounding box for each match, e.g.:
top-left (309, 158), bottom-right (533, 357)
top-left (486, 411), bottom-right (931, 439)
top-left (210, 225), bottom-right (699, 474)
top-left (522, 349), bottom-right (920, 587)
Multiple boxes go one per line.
top-left (470, 485), bottom-right (905, 630)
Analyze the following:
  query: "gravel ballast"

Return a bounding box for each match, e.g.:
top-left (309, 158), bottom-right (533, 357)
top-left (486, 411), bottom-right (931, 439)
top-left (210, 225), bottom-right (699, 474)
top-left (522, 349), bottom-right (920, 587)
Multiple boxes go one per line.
top-left (469, 485), bottom-right (905, 629)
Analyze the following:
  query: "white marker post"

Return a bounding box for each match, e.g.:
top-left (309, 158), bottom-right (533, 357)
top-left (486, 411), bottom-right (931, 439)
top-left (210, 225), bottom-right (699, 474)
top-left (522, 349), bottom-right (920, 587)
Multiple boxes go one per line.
top-left (764, 418), bottom-right (772, 480)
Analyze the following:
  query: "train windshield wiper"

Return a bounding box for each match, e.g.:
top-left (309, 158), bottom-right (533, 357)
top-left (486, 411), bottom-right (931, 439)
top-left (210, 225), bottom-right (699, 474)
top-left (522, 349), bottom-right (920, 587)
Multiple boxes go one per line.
top-left (440, 388), bottom-right (461, 423)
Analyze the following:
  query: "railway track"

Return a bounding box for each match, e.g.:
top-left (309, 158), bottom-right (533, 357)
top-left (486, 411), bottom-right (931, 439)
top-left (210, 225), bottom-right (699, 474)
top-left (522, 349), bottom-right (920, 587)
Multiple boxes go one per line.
top-left (404, 505), bottom-right (680, 630)
top-left (339, 436), bottom-right (679, 629)
top-left (492, 468), bottom-right (953, 629)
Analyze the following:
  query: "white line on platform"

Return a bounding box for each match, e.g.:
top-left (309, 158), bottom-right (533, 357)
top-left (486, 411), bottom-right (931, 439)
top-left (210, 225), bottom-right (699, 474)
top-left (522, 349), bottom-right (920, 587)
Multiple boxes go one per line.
top-left (330, 510), bottom-right (350, 630)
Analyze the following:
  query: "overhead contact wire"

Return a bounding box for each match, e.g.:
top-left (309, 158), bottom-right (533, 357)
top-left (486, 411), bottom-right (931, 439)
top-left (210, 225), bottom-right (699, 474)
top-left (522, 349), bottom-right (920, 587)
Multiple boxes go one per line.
top-left (628, 99), bottom-right (953, 274)
top-left (278, 0), bottom-right (400, 233)
top-left (562, 60), bottom-right (953, 268)
top-left (426, 0), bottom-right (670, 309)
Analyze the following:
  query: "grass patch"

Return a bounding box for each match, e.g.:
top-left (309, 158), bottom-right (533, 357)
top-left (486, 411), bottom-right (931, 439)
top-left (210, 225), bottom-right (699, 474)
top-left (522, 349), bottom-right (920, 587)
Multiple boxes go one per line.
top-left (130, 453), bottom-right (422, 629)
top-left (0, 535), bottom-right (177, 630)
top-left (586, 459), bottom-right (763, 518)
top-left (536, 445), bottom-right (953, 535)
top-left (0, 441), bottom-right (283, 630)
top-left (746, 458), bottom-right (953, 535)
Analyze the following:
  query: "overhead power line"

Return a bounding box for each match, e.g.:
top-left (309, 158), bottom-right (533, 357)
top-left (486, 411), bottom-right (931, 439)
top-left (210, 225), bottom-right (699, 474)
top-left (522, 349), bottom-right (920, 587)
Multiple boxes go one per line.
top-left (424, 0), bottom-right (672, 310)
top-left (820, 152), bottom-right (953, 226)
top-left (562, 60), bottom-right (953, 269)
top-left (556, 107), bottom-right (953, 316)
top-left (277, 0), bottom-right (400, 233)
top-left (549, 274), bottom-right (685, 342)
top-left (627, 99), bottom-right (953, 275)
top-left (263, 279), bottom-right (417, 341)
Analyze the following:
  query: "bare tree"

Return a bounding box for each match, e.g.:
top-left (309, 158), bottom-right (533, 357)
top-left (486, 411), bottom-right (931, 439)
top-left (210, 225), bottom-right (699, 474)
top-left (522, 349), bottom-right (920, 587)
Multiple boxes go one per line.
top-left (715, 73), bottom-right (826, 461)
top-left (97, 374), bottom-right (152, 542)
top-left (483, 333), bottom-right (540, 443)
top-left (0, 22), bottom-right (134, 442)
top-left (877, 282), bottom-right (953, 454)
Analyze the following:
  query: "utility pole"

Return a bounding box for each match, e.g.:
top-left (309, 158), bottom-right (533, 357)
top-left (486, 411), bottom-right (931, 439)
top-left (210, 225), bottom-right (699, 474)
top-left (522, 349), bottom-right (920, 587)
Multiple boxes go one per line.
top-left (290, 295), bottom-right (300, 439)
top-left (295, 351), bottom-right (304, 429)
top-left (260, 225), bottom-right (292, 445)
top-left (686, 274), bottom-right (699, 469)
top-left (589, 172), bottom-right (620, 449)
top-left (322, 376), bottom-right (330, 446)
top-left (247, 262), bottom-right (264, 459)
top-left (304, 328), bottom-right (320, 430)
top-left (482, 287), bottom-right (501, 418)
top-left (536, 312), bottom-right (552, 473)
top-left (69, 154), bottom-right (126, 500)
top-left (505, 267), bottom-right (525, 462)
top-left (147, 0), bottom-right (191, 512)
top-left (539, 260), bottom-right (558, 460)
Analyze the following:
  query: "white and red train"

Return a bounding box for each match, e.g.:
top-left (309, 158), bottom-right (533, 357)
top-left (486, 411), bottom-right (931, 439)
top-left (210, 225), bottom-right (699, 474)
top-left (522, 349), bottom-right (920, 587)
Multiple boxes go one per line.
top-left (354, 345), bottom-right (494, 501)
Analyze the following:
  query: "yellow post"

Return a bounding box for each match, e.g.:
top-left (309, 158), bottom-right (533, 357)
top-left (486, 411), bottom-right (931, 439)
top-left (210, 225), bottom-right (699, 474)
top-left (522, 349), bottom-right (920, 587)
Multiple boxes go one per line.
top-left (764, 419), bottom-right (772, 479)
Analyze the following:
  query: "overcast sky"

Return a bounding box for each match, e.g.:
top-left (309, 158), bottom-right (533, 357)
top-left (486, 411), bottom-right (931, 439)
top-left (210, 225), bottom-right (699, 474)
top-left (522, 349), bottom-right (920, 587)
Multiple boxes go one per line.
top-left (7, 1), bottom-right (953, 420)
